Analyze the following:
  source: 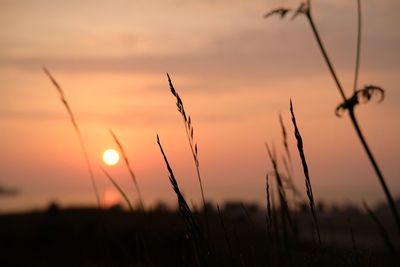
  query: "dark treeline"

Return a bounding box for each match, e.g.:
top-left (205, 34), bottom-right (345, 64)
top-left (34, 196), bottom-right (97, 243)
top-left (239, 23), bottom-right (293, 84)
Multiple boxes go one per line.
top-left (0, 200), bottom-right (398, 267)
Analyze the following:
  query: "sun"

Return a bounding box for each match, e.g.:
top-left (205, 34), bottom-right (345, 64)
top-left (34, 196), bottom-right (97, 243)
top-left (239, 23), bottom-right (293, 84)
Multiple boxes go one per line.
top-left (102, 149), bottom-right (120, 166)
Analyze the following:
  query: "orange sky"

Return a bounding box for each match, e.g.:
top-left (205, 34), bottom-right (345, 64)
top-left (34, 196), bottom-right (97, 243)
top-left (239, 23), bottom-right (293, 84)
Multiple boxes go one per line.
top-left (0, 0), bottom-right (399, 212)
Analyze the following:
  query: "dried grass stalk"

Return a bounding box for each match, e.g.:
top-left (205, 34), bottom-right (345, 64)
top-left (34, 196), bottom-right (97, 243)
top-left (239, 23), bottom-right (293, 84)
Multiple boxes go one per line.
top-left (289, 99), bottom-right (321, 246)
top-left (166, 73), bottom-right (206, 212)
top-left (43, 67), bottom-right (100, 207)
top-left (110, 130), bottom-right (144, 210)
top-left (266, 143), bottom-right (293, 229)
top-left (156, 134), bottom-right (208, 266)
top-left (100, 166), bottom-right (134, 213)
top-left (266, 174), bottom-right (273, 234)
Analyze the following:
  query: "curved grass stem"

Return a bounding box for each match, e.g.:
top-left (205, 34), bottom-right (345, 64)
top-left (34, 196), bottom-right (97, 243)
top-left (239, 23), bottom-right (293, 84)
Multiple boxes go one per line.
top-left (305, 3), bottom-right (400, 232)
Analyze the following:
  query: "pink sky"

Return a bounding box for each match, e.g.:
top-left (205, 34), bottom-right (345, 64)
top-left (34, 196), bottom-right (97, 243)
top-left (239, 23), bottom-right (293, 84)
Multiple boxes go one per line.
top-left (0, 0), bottom-right (399, 212)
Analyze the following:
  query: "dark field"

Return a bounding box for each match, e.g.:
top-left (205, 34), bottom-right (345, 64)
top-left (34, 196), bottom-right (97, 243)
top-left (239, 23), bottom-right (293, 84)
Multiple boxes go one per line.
top-left (1, 201), bottom-right (399, 267)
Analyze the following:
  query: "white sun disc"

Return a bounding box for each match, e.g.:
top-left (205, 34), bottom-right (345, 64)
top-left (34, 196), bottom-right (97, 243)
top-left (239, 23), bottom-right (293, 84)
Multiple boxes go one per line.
top-left (102, 149), bottom-right (120, 166)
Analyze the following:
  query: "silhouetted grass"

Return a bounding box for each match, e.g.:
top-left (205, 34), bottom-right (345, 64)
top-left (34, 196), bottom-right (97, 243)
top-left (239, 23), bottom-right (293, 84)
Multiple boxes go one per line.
top-left (266, 144), bottom-right (293, 229)
top-left (166, 74), bottom-right (207, 214)
top-left (279, 113), bottom-right (291, 162)
top-left (290, 99), bottom-right (321, 246)
top-left (31, 3), bottom-right (400, 266)
top-left (43, 67), bottom-right (100, 207)
top-left (266, 143), bottom-right (294, 260)
top-left (279, 114), bottom-right (301, 199)
top-left (100, 166), bottom-right (134, 213)
top-left (156, 134), bottom-right (209, 266)
top-left (265, 0), bottom-right (400, 233)
top-left (110, 130), bottom-right (144, 210)
top-left (265, 174), bottom-right (272, 235)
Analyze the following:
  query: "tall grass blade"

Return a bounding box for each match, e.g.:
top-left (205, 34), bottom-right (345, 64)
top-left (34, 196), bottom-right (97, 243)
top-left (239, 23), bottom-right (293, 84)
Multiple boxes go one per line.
top-left (266, 174), bottom-right (273, 234)
top-left (100, 166), bottom-right (134, 213)
top-left (282, 156), bottom-right (300, 198)
top-left (265, 143), bottom-right (293, 228)
top-left (156, 134), bottom-right (208, 266)
top-left (110, 130), bottom-right (144, 210)
top-left (43, 67), bottom-right (100, 207)
top-left (289, 99), bottom-right (321, 246)
top-left (166, 73), bottom-right (207, 213)
top-left (266, 143), bottom-right (293, 259)
top-left (279, 113), bottom-right (291, 162)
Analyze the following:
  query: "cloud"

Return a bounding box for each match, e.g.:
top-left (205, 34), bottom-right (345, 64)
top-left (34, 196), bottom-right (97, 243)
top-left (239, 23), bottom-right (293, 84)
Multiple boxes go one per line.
top-left (0, 0), bottom-right (399, 95)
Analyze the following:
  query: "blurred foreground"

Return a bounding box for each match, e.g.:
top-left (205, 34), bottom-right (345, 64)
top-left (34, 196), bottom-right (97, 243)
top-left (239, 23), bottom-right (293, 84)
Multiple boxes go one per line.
top-left (0, 200), bottom-right (399, 267)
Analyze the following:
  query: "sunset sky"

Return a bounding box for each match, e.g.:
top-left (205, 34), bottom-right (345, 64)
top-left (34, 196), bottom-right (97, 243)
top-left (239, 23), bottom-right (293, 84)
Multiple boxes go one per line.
top-left (1, 0), bottom-right (399, 212)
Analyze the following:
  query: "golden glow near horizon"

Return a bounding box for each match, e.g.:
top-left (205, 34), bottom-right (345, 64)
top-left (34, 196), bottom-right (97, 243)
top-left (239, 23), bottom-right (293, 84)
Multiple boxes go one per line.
top-left (102, 149), bottom-right (120, 166)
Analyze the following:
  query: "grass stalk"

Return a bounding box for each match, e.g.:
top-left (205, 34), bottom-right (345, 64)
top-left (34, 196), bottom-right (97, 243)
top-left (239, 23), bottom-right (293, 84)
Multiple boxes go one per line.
top-left (305, 0), bottom-right (400, 233)
top-left (156, 134), bottom-right (208, 266)
top-left (265, 0), bottom-right (400, 233)
top-left (266, 174), bottom-right (273, 234)
top-left (266, 143), bottom-right (293, 259)
top-left (353, 0), bottom-right (361, 92)
top-left (166, 73), bottom-right (207, 213)
top-left (290, 99), bottom-right (321, 246)
top-left (266, 144), bottom-right (293, 228)
top-left (100, 166), bottom-right (134, 213)
top-left (43, 67), bottom-right (100, 207)
top-left (279, 113), bottom-right (291, 162)
top-left (279, 114), bottom-right (301, 198)
top-left (110, 130), bottom-right (144, 210)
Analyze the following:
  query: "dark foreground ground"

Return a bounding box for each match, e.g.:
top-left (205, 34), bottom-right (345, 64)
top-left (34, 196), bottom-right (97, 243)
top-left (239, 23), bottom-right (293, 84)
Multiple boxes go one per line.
top-left (0, 203), bottom-right (399, 267)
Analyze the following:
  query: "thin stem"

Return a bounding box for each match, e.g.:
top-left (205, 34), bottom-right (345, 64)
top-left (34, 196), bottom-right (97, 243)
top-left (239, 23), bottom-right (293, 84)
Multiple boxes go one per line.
top-left (166, 74), bottom-right (207, 215)
top-left (184, 122), bottom-right (207, 212)
top-left (110, 130), bottom-right (144, 210)
top-left (78, 133), bottom-right (101, 207)
top-left (43, 68), bottom-right (100, 207)
top-left (353, 0), bottom-right (362, 92)
top-left (101, 166), bottom-right (134, 213)
top-left (290, 100), bottom-right (321, 246)
top-left (306, 13), bottom-right (347, 101)
top-left (305, 6), bottom-right (400, 233)
top-left (349, 110), bottom-right (400, 232)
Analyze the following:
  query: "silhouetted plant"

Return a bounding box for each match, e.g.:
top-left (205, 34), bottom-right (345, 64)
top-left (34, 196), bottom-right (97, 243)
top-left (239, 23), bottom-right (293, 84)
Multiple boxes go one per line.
top-left (279, 114), bottom-right (301, 198)
top-left (290, 99), bottom-right (321, 246)
top-left (265, 174), bottom-right (273, 235)
top-left (110, 130), bottom-right (144, 210)
top-left (265, 0), bottom-right (400, 232)
top-left (166, 74), bottom-right (207, 214)
top-left (43, 68), bottom-right (100, 207)
top-left (279, 113), bottom-right (291, 162)
top-left (266, 144), bottom-right (293, 229)
top-left (100, 166), bottom-right (134, 213)
top-left (266, 143), bottom-right (294, 258)
top-left (156, 134), bottom-right (208, 266)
